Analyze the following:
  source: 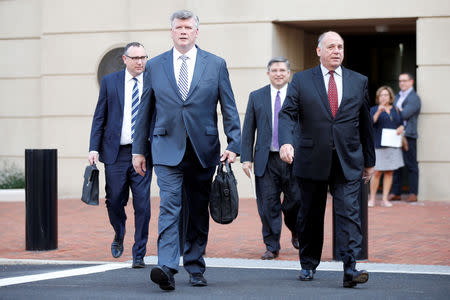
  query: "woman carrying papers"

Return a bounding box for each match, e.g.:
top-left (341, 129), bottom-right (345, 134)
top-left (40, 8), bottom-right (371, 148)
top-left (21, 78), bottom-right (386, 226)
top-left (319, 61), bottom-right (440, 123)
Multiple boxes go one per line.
top-left (368, 86), bottom-right (405, 207)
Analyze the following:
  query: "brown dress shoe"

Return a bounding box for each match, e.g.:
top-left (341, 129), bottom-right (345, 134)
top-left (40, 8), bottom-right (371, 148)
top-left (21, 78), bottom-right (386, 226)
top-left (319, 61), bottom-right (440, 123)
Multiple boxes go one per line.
top-left (406, 194), bottom-right (417, 202)
top-left (261, 250), bottom-right (279, 260)
top-left (388, 194), bottom-right (401, 201)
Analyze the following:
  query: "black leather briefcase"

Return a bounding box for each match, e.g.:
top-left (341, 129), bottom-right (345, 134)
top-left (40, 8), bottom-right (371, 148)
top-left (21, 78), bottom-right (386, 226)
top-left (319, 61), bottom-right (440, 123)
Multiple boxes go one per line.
top-left (209, 161), bottom-right (239, 224)
top-left (81, 164), bottom-right (99, 205)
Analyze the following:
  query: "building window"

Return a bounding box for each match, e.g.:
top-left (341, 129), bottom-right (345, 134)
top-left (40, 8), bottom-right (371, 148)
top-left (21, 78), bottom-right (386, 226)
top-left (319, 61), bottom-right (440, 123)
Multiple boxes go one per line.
top-left (97, 47), bottom-right (125, 84)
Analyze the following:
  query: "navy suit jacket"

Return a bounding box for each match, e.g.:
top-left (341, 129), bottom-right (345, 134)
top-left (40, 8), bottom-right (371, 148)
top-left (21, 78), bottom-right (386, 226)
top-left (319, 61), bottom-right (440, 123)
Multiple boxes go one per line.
top-left (394, 89), bottom-right (421, 139)
top-left (89, 69), bottom-right (150, 164)
top-left (133, 46), bottom-right (241, 168)
top-left (241, 85), bottom-right (274, 177)
top-left (279, 65), bottom-right (375, 181)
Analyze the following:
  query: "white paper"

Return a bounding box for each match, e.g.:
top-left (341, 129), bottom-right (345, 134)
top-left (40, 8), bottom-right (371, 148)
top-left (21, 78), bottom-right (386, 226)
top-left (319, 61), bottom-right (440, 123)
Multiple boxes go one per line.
top-left (380, 128), bottom-right (402, 148)
top-left (249, 171), bottom-right (257, 199)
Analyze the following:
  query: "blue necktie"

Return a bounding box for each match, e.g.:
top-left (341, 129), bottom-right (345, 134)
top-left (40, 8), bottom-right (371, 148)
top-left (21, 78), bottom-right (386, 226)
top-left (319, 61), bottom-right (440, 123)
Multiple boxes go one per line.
top-left (178, 55), bottom-right (189, 100)
top-left (131, 77), bottom-right (139, 141)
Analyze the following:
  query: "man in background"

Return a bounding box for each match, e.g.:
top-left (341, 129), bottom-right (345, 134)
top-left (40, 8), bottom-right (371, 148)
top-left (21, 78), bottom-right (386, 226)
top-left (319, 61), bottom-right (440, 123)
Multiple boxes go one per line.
top-left (389, 72), bottom-right (421, 202)
top-left (241, 57), bottom-right (300, 260)
top-left (89, 42), bottom-right (152, 269)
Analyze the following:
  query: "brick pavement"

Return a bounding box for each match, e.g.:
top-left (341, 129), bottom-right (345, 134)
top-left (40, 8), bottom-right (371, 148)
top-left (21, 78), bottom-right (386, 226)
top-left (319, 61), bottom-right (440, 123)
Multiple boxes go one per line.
top-left (0, 197), bottom-right (449, 265)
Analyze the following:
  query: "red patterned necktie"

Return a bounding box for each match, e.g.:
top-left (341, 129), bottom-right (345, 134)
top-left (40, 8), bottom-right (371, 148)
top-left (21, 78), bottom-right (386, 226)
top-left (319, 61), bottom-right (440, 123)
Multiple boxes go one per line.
top-left (328, 70), bottom-right (338, 117)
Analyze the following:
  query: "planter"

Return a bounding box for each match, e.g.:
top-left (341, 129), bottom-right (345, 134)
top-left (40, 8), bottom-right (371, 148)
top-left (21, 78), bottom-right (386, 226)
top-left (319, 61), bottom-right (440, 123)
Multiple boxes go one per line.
top-left (0, 189), bottom-right (25, 202)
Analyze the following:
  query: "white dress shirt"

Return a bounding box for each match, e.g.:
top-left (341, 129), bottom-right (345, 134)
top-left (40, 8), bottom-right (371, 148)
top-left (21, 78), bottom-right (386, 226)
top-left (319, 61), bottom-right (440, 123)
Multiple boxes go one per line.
top-left (270, 84), bottom-right (288, 152)
top-left (320, 64), bottom-right (343, 107)
top-left (173, 46), bottom-right (197, 94)
top-left (121, 70), bottom-right (143, 145)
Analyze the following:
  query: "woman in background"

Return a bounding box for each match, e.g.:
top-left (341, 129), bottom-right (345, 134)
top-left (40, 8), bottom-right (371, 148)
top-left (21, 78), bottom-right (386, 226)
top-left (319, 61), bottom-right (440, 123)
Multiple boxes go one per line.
top-left (368, 86), bottom-right (404, 207)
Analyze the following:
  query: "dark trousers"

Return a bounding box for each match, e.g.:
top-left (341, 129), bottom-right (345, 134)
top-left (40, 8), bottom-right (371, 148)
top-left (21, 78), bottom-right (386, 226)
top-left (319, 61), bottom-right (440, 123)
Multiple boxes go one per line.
top-left (297, 150), bottom-right (362, 271)
top-left (392, 137), bottom-right (419, 195)
top-left (154, 138), bottom-right (215, 274)
top-left (255, 152), bottom-right (301, 252)
top-left (104, 144), bottom-right (151, 260)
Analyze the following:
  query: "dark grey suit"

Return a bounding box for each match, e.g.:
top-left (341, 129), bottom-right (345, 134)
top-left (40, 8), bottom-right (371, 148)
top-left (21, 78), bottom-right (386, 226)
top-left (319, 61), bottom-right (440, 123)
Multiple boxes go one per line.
top-left (241, 84), bottom-right (300, 253)
top-left (392, 89), bottom-right (421, 195)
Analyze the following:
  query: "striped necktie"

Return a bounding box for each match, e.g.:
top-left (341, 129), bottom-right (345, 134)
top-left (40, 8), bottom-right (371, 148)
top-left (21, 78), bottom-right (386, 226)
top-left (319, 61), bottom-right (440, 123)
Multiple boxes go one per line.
top-left (131, 77), bottom-right (139, 141)
top-left (178, 55), bottom-right (189, 100)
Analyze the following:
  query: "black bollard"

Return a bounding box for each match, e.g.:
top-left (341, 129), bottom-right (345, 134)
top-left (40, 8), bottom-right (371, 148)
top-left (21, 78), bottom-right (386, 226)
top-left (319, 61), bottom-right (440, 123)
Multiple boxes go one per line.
top-left (25, 149), bottom-right (58, 250)
top-left (332, 179), bottom-right (368, 260)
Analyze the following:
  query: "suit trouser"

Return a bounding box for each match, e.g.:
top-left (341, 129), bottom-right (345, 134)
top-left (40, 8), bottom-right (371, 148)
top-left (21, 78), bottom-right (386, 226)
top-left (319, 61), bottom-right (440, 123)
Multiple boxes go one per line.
top-left (154, 138), bottom-right (215, 274)
top-left (255, 152), bottom-right (301, 252)
top-left (104, 144), bottom-right (152, 260)
top-left (297, 151), bottom-right (362, 271)
top-left (392, 137), bottom-right (419, 195)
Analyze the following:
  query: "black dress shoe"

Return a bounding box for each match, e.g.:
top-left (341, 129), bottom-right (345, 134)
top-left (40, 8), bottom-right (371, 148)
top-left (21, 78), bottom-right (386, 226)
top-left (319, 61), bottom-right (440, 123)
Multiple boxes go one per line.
top-left (343, 269), bottom-right (369, 288)
top-left (150, 266), bottom-right (175, 291)
top-left (132, 258), bottom-right (145, 269)
top-left (299, 269), bottom-right (314, 281)
top-left (111, 236), bottom-right (124, 258)
top-left (261, 250), bottom-right (279, 260)
top-left (189, 273), bottom-right (207, 286)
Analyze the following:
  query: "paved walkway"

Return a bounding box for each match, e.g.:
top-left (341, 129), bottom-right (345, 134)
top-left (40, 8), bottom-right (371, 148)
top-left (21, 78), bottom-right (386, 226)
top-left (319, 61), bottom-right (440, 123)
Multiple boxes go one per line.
top-left (0, 196), bottom-right (449, 266)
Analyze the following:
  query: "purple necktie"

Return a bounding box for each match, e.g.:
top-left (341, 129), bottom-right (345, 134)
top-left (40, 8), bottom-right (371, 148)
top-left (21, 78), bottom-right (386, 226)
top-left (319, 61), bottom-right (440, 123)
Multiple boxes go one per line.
top-left (272, 90), bottom-right (281, 150)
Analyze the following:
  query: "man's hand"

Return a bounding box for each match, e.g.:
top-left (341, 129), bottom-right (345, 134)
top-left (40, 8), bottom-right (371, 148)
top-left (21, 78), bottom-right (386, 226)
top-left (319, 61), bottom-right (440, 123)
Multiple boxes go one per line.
top-left (242, 161), bottom-right (253, 178)
top-left (88, 151), bottom-right (99, 165)
top-left (362, 167), bottom-right (375, 184)
top-left (132, 154), bottom-right (147, 177)
top-left (220, 150), bottom-right (237, 164)
top-left (279, 144), bottom-right (294, 164)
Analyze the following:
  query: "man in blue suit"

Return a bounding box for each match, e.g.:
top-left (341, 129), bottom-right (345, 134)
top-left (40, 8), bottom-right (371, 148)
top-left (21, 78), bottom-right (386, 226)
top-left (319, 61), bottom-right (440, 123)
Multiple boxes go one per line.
top-left (241, 57), bottom-right (300, 260)
top-left (132, 10), bottom-right (241, 291)
top-left (279, 31), bottom-right (375, 288)
top-left (389, 72), bottom-right (421, 202)
top-left (89, 42), bottom-right (152, 269)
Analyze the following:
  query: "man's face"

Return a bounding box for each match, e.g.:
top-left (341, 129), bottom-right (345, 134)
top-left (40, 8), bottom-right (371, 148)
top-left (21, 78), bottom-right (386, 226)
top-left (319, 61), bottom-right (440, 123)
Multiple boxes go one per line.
top-left (316, 32), bottom-right (344, 71)
top-left (171, 17), bottom-right (198, 54)
top-left (122, 46), bottom-right (147, 77)
top-left (398, 74), bottom-right (414, 92)
top-left (267, 62), bottom-right (290, 90)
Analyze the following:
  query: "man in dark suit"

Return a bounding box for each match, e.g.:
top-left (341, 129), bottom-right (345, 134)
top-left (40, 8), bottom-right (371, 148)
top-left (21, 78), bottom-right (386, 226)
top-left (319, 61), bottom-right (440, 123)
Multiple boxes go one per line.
top-left (89, 42), bottom-right (152, 269)
top-left (241, 57), bottom-right (300, 260)
top-left (278, 31), bottom-right (375, 288)
top-left (389, 72), bottom-right (421, 202)
top-left (132, 10), bottom-right (241, 291)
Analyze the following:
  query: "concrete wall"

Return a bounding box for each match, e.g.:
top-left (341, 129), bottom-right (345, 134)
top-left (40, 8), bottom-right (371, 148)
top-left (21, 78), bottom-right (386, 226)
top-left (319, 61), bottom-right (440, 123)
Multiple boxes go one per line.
top-left (1, 0), bottom-right (449, 201)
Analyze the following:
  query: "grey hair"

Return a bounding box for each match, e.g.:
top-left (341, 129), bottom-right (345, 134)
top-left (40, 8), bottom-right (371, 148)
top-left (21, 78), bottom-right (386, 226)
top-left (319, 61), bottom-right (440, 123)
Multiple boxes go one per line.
top-left (317, 31), bottom-right (343, 49)
top-left (123, 42), bottom-right (145, 56)
top-left (170, 10), bottom-right (199, 28)
top-left (267, 57), bottom-right (290, 71)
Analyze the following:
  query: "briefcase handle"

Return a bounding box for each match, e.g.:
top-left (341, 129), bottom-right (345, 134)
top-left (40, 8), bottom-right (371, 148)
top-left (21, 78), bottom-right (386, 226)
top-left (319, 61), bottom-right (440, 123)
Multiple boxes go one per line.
top-left (218, 161), bottom-right (233, 174)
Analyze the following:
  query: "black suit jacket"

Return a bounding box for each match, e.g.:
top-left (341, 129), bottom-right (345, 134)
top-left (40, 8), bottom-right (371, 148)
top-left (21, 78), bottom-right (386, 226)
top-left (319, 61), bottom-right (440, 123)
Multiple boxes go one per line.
top-left (241, 85), bottom-right (275, 177)
top-left (279, 65), bottom-right (375, 181)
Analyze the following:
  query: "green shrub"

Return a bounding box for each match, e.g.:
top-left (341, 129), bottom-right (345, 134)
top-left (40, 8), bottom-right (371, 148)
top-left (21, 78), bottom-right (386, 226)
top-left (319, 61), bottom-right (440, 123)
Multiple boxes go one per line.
top-left (0, 162), bottom-right (25, 189)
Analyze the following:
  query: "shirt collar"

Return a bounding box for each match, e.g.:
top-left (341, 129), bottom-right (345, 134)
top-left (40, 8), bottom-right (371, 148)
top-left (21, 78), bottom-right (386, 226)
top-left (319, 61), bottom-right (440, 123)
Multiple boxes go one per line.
top-left (399, 87), bottom-right (413, 97)
top-left (125, 69), bottom-right (143, 83)
top-left (173, 45), bottom-right (197, 61)
top-left (320, 64), bottom-right (342, 77)
top-left (270, 83), bottom-right (288, 95)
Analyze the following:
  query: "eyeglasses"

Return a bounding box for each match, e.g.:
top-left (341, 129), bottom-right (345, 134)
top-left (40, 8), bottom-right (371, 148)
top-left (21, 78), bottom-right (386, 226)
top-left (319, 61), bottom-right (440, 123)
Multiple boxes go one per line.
top-left (126, 55), bottom-right (148, 62)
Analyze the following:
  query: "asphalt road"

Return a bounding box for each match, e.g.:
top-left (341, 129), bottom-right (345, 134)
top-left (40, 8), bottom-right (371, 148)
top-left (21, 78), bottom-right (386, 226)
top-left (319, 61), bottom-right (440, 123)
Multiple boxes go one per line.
top-left (1, 264), bottom-right (449, 300)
